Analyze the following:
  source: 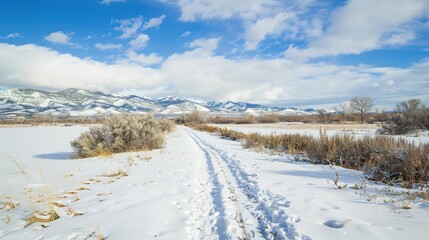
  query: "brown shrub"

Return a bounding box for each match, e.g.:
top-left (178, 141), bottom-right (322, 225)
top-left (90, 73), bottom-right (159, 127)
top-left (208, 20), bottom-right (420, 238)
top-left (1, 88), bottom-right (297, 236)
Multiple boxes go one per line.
top-left (234, 115), bottom-right (256, 124)
top-left (192, 124), bottom-right (429, 186)
top-left (257, 114), bottom-right (280, 123)
top-left (71, 115), bottom-right (171, 158)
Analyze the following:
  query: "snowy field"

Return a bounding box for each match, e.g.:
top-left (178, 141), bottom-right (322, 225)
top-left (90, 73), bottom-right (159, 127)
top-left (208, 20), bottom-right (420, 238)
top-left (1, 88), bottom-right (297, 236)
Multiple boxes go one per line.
top-left (210, 123), bottom-right (429, 145)
top-left (0, 125), bottom-right (428, 239)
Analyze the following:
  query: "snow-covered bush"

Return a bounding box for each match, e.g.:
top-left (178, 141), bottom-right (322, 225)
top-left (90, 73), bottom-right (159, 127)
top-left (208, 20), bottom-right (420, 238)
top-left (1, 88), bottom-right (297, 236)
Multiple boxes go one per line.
top-left (71, 115), bottom-right (174, 158)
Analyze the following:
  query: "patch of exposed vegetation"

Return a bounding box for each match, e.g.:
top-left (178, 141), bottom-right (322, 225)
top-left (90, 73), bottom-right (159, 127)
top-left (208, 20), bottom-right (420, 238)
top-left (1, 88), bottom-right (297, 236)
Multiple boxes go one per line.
top-left (71, 115), bottom-right (175, 158)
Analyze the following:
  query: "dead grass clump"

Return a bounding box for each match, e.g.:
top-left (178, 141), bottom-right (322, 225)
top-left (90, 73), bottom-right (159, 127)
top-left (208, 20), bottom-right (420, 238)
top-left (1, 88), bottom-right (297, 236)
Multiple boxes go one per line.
top-left (219, 127), bottom-right (245, 141)
top-left (102, 169), bottom-right (128, 178)
top-left (50, 201), bottom-right (66, 208)
top-left (243, 133), bottom-right (265, 149)
top-left (25, 210), bottom-right (59, 226)
top-left (85, 226), bottom-right (106, 240)
top-left (71, 115), bottom-right (172, 158)
top-left (0, 201), bottom-right (16, 210)
top-left (66, 207), bottom-right (84, 217)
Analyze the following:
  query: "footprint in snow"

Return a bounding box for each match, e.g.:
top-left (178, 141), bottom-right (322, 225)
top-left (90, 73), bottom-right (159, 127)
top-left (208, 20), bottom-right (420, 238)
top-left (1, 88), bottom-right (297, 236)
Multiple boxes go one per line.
top-left (323, 219), bottom-right (351, 228)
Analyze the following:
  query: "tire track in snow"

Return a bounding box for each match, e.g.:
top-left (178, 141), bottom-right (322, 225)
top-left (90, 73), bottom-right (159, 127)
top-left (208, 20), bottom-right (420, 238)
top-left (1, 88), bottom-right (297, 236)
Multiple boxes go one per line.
top-left (185, 127), bottom-right (253, 240)
top-left (184, 127), bottom-right (311, 240)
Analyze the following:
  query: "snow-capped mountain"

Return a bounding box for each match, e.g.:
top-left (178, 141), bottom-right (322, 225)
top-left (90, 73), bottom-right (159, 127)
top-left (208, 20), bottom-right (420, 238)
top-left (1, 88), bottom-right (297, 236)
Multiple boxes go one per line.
top-left (0, 88), bottom-right (315, 117)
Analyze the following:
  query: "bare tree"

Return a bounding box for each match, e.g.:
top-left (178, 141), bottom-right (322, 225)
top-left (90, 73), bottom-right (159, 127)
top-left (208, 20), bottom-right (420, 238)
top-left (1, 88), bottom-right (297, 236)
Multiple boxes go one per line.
top-left (317, 109), bottom-right (328, 123)
top-left (396, 98), bottom-right (425, 113)
top-left (350, 96), bottom-right (374, 123)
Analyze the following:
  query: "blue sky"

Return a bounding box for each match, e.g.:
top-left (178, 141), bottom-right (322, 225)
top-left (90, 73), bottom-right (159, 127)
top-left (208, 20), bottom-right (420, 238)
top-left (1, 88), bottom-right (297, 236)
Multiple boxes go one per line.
top-left (0, 0), bottom-right (428, 109)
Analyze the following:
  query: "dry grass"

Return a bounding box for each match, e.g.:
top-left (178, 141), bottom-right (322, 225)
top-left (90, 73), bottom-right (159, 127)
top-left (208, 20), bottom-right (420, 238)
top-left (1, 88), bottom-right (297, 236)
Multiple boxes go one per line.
top-left (84, 226), bottom-right (106, 240)
top-left (101, 169), bottom-right (128, 178)
top-left (25, 209), bottom-right (60, 227)
top-left (8, 156), bottom-right (26, 175)
top-left (0, 201), bottom-right (16, 210)
top-left (192, 124), bottom-right (429, 187)
top-left (66, 207), bottom-right (84, 217)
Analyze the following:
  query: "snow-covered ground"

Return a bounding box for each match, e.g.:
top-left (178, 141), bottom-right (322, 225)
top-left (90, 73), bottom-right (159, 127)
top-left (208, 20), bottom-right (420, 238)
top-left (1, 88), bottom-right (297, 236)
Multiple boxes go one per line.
top-left (0, 125), bottom-right (428, 239)
top-left (210, 123), bottom-right (429, 145)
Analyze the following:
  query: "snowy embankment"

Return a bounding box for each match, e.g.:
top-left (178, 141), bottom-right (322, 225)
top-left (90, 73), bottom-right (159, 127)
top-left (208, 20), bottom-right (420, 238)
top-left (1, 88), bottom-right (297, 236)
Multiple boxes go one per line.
top-left (0, 125), bottom-right (428, 239)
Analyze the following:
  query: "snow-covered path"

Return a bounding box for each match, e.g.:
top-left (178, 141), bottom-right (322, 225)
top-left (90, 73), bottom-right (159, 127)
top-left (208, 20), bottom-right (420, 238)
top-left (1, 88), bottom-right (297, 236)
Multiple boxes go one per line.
top-left (1, 126), bottom-right (429, 240)
top-left (184, 128), bottom-right (308, 240)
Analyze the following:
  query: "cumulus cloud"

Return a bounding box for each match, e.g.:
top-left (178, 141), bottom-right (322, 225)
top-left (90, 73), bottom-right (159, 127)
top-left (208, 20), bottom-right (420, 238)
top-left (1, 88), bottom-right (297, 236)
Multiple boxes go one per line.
top-left (129, 34), bottom-right (150, 50)
top-left (285, 0), bottom-right (429, 58)
top-left (101, 0), bottom-right (126, 5)
top-left (114, 16), bottom-right (143, 39)
top-left (160, 44), bottom-right (429, 107)
top-left (0, 43), bottom-right (164, 92)
top-left (245, 12), bottom-right (296, 50)
top-left (44, 31), bottom-right (71, 45)
top-left (188, 38), bottom-right (220, 52)
top-left (0, 43), bottom-right (428, 108)
top-left (94, 43), bottom-right (122, 51)
top-left (142, 15), bottom-right (166, 30)
top-left (117, 50), bottom-right (164, 66)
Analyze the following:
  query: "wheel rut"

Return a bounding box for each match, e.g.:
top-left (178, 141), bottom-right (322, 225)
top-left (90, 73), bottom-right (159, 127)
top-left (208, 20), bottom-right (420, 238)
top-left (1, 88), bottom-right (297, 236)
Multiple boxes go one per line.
top-left (184, 127), bottom-right (310, 240)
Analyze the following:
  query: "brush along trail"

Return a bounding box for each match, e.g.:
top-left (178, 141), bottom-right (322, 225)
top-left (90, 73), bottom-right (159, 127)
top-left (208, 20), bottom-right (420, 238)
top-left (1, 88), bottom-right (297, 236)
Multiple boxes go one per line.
top-left (183, 127), bottom-right (308, 240)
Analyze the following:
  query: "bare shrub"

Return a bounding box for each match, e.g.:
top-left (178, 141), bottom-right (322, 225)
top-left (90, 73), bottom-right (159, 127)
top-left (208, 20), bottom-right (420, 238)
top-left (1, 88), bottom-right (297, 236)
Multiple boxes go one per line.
top-left (185, 111), bottom-right (206, 124)
top-left (257, 114), bottom-right (280, 123)
top-left (71, 115), bottom-right (171, 158)
top-left (210, 115), bottom-right (236, 124)
top-left (381, 99), bottom-right (429, 134)
top-left (235, 115), bottom-right (256, 124)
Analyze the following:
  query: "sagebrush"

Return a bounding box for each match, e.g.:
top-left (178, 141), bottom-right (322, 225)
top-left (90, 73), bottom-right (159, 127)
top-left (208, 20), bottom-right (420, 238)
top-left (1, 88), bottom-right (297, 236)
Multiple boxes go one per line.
top-left (71, 115), bottom-right (174, 158)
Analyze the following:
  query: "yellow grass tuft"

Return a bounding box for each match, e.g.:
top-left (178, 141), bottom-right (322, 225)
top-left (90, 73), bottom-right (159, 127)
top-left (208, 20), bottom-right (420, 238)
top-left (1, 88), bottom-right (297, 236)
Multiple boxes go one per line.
top-left (0, 201), bottom-right (16, 210)
top-left (102, 169), bottom-right (128, 178)
top-left (25, 209), bottom-right (59, 227)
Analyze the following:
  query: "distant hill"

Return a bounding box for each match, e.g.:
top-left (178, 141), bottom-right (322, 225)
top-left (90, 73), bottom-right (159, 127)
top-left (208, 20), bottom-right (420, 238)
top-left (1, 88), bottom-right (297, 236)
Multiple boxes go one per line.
top-left (0, 88), bottom-right (316, 117)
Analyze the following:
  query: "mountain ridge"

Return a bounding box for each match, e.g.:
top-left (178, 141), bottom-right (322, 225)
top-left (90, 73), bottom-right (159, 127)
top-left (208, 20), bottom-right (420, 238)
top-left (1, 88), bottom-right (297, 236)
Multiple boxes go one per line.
top-left (0, 88), bottom-right (316, 117)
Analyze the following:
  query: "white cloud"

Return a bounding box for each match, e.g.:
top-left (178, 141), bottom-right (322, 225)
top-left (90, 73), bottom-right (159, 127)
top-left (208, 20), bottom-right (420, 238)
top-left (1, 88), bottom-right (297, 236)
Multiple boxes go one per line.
top-left (245, 12), bottom-right (296, 50)
top-left (1, 43), bottom-right (428, 108)
top-left (188, 38), bottom-right (220, 52)
top-left (94, 43), bottom-right (123, 51)
top-left (101, 0), bottom-right (126, 5)
top-left (114, 16), bottom-right (143, 39)
top-left (142, 15), bottom-right (166, 30)
top-left (129, 34), bottom-right (150, 50)
top-left (5, 33), bottom-right (20, 39)
top-left (180, 31), bottom-right (191, 37)
top-left (44, 31), bottom-right (71, 45)
top-left (173, 0), bottom-right (280, 21)
top-left (285, 0), bottom-right (429, 58)
top-left (0, 43), bottom-right (164, 92)
top-left (160, 45), bottom-right (429, 107)
top-left (117, 50), bottom-right (164, 66)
